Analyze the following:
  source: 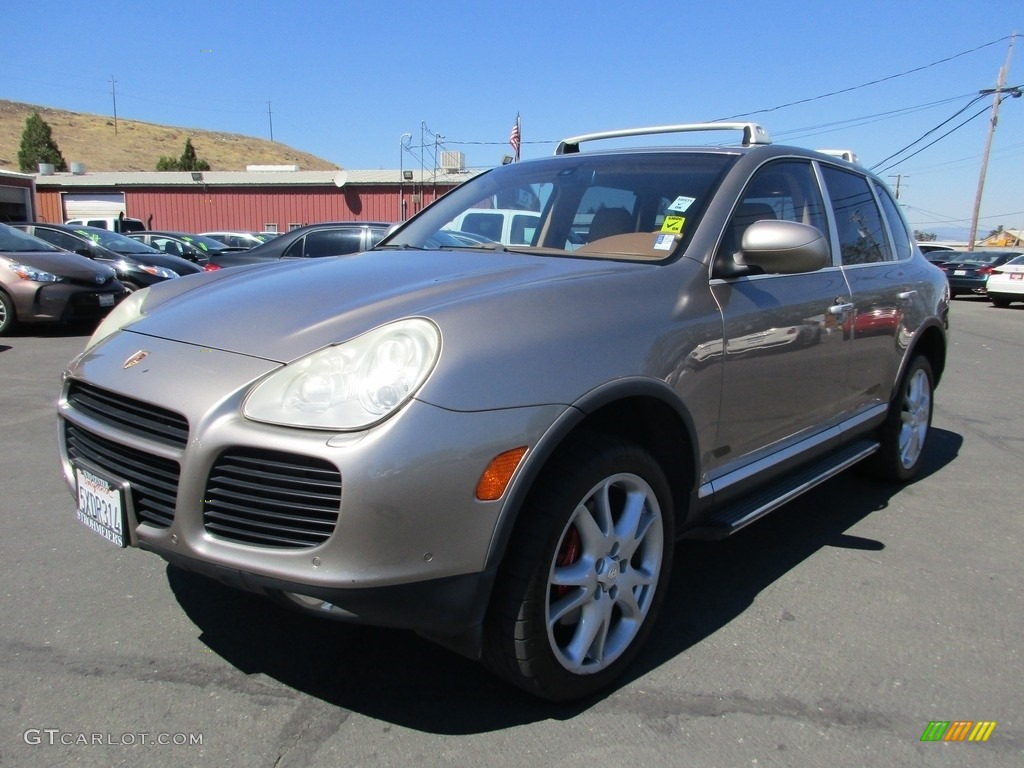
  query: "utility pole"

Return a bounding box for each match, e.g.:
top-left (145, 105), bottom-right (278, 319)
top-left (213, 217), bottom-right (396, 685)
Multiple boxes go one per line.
top-left (110, 76), bottom-right (118, 135)
top-left (968, 32), bottom-right (1019, 250)
top-left (267, 101), bottom-right (274, 142)
top-left (888, 174), bottom-right (906, 199)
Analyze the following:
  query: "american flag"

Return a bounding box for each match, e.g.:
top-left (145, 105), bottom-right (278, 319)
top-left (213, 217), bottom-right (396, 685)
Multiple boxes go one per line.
top-left (509, 115), bottom-right (521, 162)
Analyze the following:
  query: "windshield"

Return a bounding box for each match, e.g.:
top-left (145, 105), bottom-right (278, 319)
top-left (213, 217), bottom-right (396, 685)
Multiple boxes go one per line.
top-left (0, 223), bottom-right (62, 253)
top-left (75, 226), bottom-right (162, 254)
top-left (383, 152), bottom-right (736, 261)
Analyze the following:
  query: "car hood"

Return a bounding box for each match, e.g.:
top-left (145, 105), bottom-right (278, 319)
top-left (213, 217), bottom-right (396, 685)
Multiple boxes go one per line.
top-left (117, 250), bottom-right (204, 274)
top-left (1, 249), bottom-right (115, 282)
top-left (122, 249), bottom-right (645, 363)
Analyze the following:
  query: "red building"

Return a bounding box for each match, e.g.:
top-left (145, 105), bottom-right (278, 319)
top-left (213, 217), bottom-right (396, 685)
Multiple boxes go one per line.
top-left (31, 167), bottom-right (481, 231)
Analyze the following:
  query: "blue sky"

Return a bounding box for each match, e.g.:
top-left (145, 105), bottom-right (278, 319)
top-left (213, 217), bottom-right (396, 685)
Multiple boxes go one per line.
top-left (4, 1), bottom-right (1023, 238)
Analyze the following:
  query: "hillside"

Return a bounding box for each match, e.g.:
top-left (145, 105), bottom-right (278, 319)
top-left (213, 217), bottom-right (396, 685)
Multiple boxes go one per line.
top-left (0, 100), bottom-right (340, 173)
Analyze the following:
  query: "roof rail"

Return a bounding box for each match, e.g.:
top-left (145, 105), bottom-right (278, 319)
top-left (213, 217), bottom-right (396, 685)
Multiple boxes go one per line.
top-left (816, 149), bottom-right (859, 164)
top-left (555, 122), bottom-right (771, 155)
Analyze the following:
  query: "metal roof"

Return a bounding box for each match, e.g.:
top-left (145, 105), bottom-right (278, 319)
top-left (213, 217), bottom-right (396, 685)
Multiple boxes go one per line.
top-left (32, 168), bottom-right (485, 188)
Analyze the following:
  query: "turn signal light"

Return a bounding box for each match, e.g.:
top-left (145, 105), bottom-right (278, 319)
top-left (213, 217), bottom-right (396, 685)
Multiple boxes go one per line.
top-left (475, 447), bottom-right (528, 501)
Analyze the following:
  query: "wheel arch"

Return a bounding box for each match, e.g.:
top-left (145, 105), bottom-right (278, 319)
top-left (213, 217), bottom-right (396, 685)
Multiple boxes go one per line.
top-left (902, 320), bottom-right (947, 393)
top-left (484, 377), bottom-right (699, 572)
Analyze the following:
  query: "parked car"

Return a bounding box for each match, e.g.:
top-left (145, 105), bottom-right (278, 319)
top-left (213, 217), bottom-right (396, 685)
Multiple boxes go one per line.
top-left (57, 122), bottom-right (948, 702)
top-left (65, 215), bottom-right (146, 234)
top-left (917, 243), bottom-right (957, 254)
top-left (0, 222), bottom-right (125, 336)
top-left (200, 231), bottom-right (278, 249)
top-left (939, 250), bottom-right (1023, 298)
top-left (127, 231), bottom-right (240, 267)
top-left (443, 208), bottom-right (541, 245)
top-left (206, 222), bottom-right (390, 267)
top-left (985, 253), bottom-right (1024, 307)
top-left (12, 223), bottom-right (202, 292)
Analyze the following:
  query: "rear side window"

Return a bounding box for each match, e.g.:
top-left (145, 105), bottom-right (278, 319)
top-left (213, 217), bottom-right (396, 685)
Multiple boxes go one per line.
top-left (821, 166), bottom-right (892, 265)
top-left (461, 212), bottom-right (504, 242)
top-left (873, 180), bottom-right (913, 261)
top-left (301, 229), bottom-right (364, 257)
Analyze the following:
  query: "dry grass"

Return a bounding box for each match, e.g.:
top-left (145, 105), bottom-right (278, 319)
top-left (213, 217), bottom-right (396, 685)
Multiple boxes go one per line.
top-left (0, 100), bottom-right (340, 173)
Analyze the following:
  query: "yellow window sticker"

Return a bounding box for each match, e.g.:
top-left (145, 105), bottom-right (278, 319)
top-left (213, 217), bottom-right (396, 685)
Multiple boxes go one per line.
top-left (661, 216), bottom-right (685, 234)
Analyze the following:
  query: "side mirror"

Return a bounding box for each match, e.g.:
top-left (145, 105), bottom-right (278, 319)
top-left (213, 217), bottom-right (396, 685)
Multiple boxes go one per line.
top-left (741, 220), bottom-right (830, 274)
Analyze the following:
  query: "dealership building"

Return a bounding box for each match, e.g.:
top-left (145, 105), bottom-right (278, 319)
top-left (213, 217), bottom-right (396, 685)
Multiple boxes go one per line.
top-left (0, 170), bottom-right (37, 223)
top-left (27, 159), bottom-right (482, 232)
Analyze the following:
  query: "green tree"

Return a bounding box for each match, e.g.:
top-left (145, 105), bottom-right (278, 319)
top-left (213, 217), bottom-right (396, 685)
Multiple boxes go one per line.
top-left (914, 230), bottom-right (937, 242)
top-left (18, 111), bottom-right (68, 172)
top-left (156, 137), bottom-right (211, 171)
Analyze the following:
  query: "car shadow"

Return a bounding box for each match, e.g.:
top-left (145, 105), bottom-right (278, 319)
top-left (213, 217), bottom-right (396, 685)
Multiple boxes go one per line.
top-left (5, 322), bottom-right (95, 339)
top-left (167, 428), bottom-right (962, 734)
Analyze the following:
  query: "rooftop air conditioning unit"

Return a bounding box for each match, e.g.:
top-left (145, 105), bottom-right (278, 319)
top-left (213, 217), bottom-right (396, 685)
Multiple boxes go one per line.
top-left (440, 151), bottom-right (465, 173)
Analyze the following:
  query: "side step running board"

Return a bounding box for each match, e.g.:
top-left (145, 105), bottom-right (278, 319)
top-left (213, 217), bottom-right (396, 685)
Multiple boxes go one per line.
top-left (686, 439), bottom-right (880, 540)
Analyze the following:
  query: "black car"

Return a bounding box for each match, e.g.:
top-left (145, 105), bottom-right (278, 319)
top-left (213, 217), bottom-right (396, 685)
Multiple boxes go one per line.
top-left (128, 231), bottom-right (243, 266)
top-left (12, 224), bottom-right (203, 292)
top-left (209, 221), bottom-right (390, 267)
top-left (940, 250), bottom-right (1023, 298)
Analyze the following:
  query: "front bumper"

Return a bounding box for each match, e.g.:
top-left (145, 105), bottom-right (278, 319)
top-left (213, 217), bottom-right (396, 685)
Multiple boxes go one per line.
top-left (58, 331), bottom-right (565, 637)
top-left (12, 282), bottom-right (124, 323)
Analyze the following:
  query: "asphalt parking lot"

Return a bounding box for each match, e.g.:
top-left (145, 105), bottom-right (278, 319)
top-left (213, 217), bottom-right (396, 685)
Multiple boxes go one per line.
top-left (0, 297), bottom-right (1020, 768)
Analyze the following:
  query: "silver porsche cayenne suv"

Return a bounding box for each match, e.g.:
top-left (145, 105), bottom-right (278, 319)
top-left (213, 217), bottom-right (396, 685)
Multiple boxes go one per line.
top-left (58, 122), bottom-right (949, 701)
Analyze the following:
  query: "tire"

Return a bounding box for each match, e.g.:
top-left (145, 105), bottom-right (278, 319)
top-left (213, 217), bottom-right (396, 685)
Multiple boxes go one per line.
top-left (864, 356), bottom-right (933, 482)
top-left (990, 297), bottom-right (1011, 308)
top-left (483, 435), bottom-right (674, 701)
top-left (121, 281), bottom-right (141, 294)
top-left (0, 290), bottom-right (16, 337)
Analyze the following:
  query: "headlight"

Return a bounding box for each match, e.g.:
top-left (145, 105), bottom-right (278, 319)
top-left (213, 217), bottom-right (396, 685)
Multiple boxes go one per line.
top-left (139, 265), bottom-right (179, 279)
top-left (243, 318), bottom-right (441, 431)
top-left (8, 263), bottom-right (62, 283)
top-left (85, 287), bottom-right (150, 351)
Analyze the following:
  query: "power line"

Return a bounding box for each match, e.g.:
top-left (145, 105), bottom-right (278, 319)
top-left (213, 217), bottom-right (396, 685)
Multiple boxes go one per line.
top-left (870, 95), bottom-right (992, 172)
top-left (715, 35), bottom-right (1010, 121)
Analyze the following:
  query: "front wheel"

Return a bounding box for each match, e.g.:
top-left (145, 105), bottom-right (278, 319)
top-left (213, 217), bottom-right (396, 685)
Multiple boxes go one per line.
top-left (0, 291), bottom-right (16, 336)
top-left (483, 436), bottom-right (674, 701)
top-left (864, 356), bottom-right (934, 482)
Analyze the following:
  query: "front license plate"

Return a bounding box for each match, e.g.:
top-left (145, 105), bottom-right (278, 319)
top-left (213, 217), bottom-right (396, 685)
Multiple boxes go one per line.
top-left (75, 465), bottom-right (128, 548)
top-left (99, 293), bottom-right (115, 307)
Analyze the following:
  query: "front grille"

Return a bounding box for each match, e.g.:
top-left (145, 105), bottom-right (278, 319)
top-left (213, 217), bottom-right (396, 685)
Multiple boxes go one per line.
top-left (204, 448), bottom-right (341, 549)
top-left (67, 381), bottom-right (188, 449)
top-left (64, 421), bottom-right (180, 528)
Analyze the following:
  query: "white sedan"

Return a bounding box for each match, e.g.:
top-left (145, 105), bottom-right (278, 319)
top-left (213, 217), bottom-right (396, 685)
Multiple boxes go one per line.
top-left (986, 254), bottom-right (1024, 307)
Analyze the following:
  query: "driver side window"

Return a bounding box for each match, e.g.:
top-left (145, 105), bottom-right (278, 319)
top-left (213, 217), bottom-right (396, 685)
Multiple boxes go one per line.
top-left (717, 160), bottom-right (829, 268)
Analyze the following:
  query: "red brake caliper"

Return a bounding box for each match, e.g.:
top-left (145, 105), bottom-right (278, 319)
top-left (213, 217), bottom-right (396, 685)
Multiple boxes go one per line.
top-left (554, 525), bottom-right (582, 597)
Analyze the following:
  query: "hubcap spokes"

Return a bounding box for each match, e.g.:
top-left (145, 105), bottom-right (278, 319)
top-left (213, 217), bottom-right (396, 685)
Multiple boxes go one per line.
top-left (898, 369), bottom-right (931, 468)
top-left (546, 474), bottom-right (663, 674)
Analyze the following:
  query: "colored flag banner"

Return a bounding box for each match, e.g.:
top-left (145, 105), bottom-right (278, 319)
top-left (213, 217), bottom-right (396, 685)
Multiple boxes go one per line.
top-left (509, 115), bottom-right (521, 162)
top-left (920, 721), bottom-right (997, 742)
